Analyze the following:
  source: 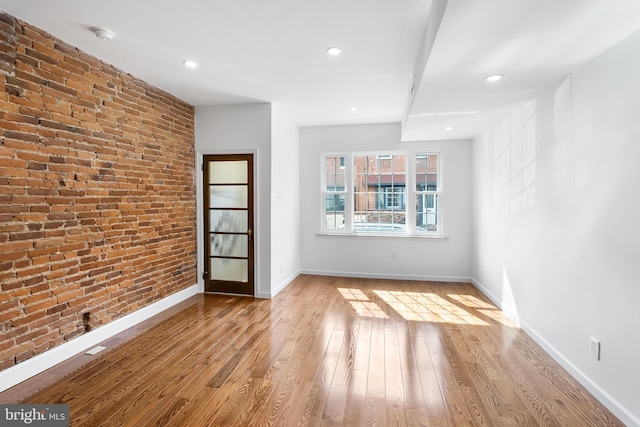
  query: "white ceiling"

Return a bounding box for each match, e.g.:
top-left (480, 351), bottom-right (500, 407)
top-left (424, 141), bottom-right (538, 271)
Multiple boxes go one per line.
top-left (403, 0), bottom-right (640, 140)
top-left (1, 0), bottom-right (640, 141)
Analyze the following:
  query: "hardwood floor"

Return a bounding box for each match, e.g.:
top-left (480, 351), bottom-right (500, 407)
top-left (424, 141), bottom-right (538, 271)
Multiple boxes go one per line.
top-left (0, 275), bottom-right (623, 426)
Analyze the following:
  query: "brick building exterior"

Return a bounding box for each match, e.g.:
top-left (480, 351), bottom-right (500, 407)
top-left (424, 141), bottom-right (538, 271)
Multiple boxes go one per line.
top-left (354, 154), bottom-right (408, 226)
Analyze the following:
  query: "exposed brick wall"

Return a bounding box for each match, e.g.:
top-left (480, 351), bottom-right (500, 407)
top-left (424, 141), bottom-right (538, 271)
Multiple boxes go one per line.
top-left (0, 12), bottom-right (196, 370)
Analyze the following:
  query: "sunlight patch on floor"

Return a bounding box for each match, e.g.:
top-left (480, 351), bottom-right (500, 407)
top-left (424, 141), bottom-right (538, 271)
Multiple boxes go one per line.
top-left (336, 287), bottom-right (519, 326)
top-left (447, 293), bottom-right (494, 309)
top-left (348, 301), bottom-right (389, 319)
top-left (339, 288), bottom-right (389, 318)
top-left (338, 288), bottom-right (370, 301)
top-left (374, 290), bottom-right (490, 326)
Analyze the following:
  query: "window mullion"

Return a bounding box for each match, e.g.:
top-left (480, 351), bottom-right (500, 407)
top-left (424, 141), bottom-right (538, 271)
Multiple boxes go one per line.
top-left (406, 154), bottom-right (416, 234)
top-left (436, 152), bottom-right (442, 235)
top-left (321, 155), bottom-right (328, 232)
top-left (345, 153), bottom-right (353, 233)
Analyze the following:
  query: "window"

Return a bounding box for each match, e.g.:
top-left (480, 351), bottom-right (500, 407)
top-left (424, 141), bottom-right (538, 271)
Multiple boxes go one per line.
top-left (384, 187), bottom-right (404, 209)
top-left (354, 154), bottom-right (406, 232)
top-left (415, 154), bottom-right (439, 232)
top-left (322, 152), bottom-right (441, 235)
top-left (323, 156), bottom-right (346, 230)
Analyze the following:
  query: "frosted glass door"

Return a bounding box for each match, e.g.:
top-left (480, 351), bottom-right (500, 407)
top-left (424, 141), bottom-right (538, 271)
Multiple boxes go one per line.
top-left (204, 155), bottom-right (254, 295)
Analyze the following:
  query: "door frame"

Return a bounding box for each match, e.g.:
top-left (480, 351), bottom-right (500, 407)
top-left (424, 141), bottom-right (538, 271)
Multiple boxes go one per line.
top-left (196, 149), bottom-right (259, 296)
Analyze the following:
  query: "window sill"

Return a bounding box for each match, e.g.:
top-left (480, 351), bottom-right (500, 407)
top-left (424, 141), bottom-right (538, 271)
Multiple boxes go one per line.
top-left (315, 231), bottom-right (448, 240)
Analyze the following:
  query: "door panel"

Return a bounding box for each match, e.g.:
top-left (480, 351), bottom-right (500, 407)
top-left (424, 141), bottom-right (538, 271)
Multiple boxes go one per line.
top-left (209, 186), bottom-right (248, 208)
top-left (204, 154), bottom-right (254, 295)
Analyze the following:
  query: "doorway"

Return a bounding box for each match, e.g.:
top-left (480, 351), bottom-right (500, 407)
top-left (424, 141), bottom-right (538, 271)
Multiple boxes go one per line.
top-left (203, 154), bottom-right (254, 295)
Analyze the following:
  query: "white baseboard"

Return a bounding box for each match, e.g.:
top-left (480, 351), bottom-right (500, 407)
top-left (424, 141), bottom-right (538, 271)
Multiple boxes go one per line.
top-left (300, 269), bottom-right (472, 283)
top-left (470, 277), bottom-right (639, 427)
top-left (0, 284), bottom-right (199, 394)
top-left (256, 271), bottom-right (300, 299)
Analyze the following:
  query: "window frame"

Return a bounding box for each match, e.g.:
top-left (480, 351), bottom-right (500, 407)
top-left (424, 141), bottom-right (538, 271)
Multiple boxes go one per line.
top-left (414, 153), bottom-right (442, 234)
top-left (383, 186), bottom-right (404, 209)
top-left (321, 154), bottom-right (351, 232)
top-left (321, 151), bottom-right (442, 237)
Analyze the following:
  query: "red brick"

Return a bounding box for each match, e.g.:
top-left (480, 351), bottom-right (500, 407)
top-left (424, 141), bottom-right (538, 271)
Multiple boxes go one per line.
top-left (0, 12), bottom-right (195, 371)
top-left (24, 297), bottom-right (57, 314)
top-left (0, 241), bottom-right (33, 253)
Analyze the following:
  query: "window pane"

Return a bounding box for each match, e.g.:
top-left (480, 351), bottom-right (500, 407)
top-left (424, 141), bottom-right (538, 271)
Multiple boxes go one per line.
top-left (209, 161), bottom-right (247, 184)
top-left (210, 258), bottom-right (248, 282)
top-left (210, 210), bottom-right (248, 232)
top-left (416, 154), bottom-right (438, 191)
top-left (427, 154), bottom-right (438, 173)
top-left (378, 156), bottom-right (392, 173)
top-left (325, 194), bottom-right (345, 230)
top-left (325, 156), bottom-right (345, 191)
top-left (354, 154), bottom-right (406, 233)
top-left (416, 155), bottom-right (427, 173)
top-left (210, 185), bottom-right (247, 208)
top-left (416, 194), bottom-right (438, 231)
top-left (210, 234), bottom-right (248, 257)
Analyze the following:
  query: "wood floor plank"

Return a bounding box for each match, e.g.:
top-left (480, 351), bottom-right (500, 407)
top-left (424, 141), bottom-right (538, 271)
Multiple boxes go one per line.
top-left (415, 322), bottom-right (477, 426)
top-left (322, 308), bottom-right (360, 423)
top-left (341, 316), bottom-right (371, 426)
top-left (0, 275), bottom-right (624, 427)
top-left (457, 314), bottom-right (564, 426)
top-left (247, 290), bottom-right (335, 426)
top-left (384, 316), bottom-right (408, 427)
top-left (23, 297), bottom-right (226, 403)
top-left (88, 297), bottom-right (270, 426)
top-left (33, 296), bottom-right (247, 423)
top-left (216, 281), bottom-right (339, 426)
top-left (445, 323), bottom-right (536, 426)
top-left (365, 316), bottom-right (387, 426)
top-left (395, 320), bottom-right (437, 427)
top-left (131, 308), bottom-right (269, 420)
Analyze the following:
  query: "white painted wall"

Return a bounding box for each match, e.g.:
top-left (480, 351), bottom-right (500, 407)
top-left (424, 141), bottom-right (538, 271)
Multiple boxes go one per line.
top-left (270, 104), bottom-right (301, 296)
top-left (471, 28), bottom-right (640, 425)
top-left (195, 103), bottom-right (272, 298)
top-left (300, 123), bottom-right (472, 281)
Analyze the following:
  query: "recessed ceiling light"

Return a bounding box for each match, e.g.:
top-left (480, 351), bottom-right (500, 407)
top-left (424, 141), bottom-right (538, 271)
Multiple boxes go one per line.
top-left (326, 46), bottom-right (342, 56)
top-left (183, 60), bottom-right (197, 68)
top-left (349, 107), bottom-right (358, 111)
top-left (485, 74), bottom-right (504, 82)
top-left (445, 126), bottom-right (454, 131)
top-left (93, 28), bottom-right (114, 41)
